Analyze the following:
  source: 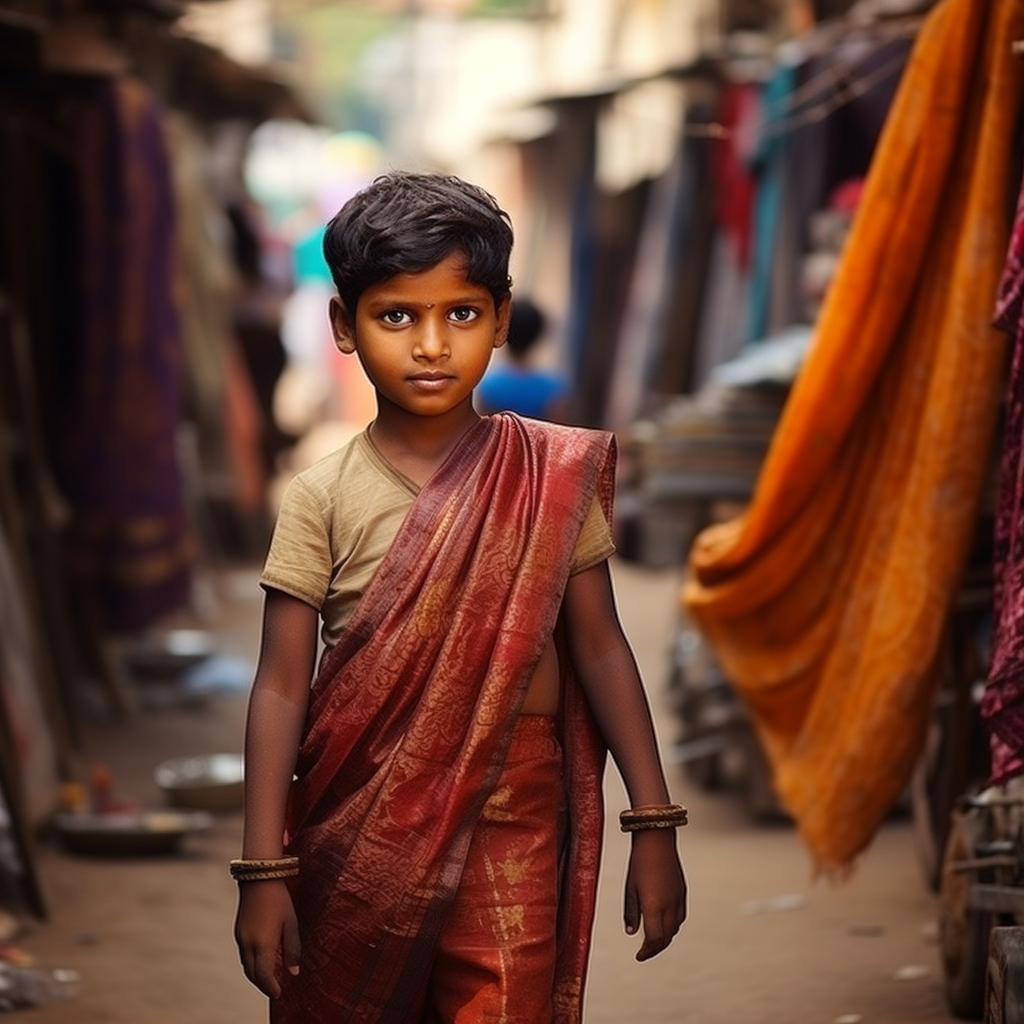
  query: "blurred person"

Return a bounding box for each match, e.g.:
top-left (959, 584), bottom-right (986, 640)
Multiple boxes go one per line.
top-left (226, 192), bottom-right (294, 478)
top-left (232, 171), bottom-right (688, 1023)
top-left (476, 295), bottom-right (569, 420)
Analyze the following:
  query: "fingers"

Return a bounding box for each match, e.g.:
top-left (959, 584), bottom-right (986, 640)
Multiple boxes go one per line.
top-left (236, 932), bottom-right (282, 999)
top-left (623, 829), bottom-right (687, 960)
top-left (631, 888), bottom-right (688, 962)
top-left (635, 915), bottom-right (672, 962)
top-left (623, 884), bottom-right (641, 936)
top-left (282, 914), bottom-right (302, 977)
top-left (253, 943), bottom-right (284, 998)
top-left (235, 883), bottom-right (301, 999)
top-left (625, 883), bottom-right (681, 959)
top-left (235, 924), bottom-right (289, 997)
top-left (635, 907), bottom-right (666, 962)
top-left (635, 905), bottom-right (685, 962)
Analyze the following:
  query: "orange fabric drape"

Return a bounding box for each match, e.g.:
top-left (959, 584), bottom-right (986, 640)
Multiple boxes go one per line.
top-left (683, 0), bottom-right (1024, 871)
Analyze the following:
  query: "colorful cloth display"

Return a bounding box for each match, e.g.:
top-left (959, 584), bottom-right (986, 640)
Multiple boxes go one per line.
top-left (683, 0), bottom-right (1024, 871)
top-left (58, 77), bottom-right (192, 631)
top-left (982, 164), bottom-right (1024, 786)
top-left (274, 414), bottom-right (615, 1023)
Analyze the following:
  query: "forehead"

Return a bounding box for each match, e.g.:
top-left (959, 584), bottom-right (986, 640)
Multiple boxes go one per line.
top-left (362, 253), bottom-right (492, 307)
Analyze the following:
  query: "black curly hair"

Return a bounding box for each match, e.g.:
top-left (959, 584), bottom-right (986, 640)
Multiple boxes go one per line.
top-left (322, 171), bottom-right (514, 315)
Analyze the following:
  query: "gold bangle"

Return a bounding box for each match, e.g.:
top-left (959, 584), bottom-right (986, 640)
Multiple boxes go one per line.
top-left (233, 867), bottom-right (299, 882)
top-left (619, 804), bottom-right (689, 833)
top-left (619, 803), bottom-right (688, 824)
top-left (230, 856), bottom-right (299, 880)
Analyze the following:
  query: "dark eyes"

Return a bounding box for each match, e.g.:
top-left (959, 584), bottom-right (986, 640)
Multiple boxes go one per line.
top-left (378, 306), bottom-right (480, 326)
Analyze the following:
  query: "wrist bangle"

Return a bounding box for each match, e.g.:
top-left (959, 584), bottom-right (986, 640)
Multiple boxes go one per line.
top-left (619, 804), bottom-right (688, 833)
top-left (230, 856), bottom-right (299, 881)
top-left (233, 867), bottom-right (299, 882)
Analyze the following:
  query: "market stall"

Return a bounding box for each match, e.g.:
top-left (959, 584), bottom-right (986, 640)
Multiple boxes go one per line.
top-left (677, 1), bottom-right (1024, 1017)
top-left (0, 0), bottom-right (312, 918)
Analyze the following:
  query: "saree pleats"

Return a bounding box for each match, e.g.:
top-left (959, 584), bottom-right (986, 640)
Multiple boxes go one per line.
top-left (425, 715), bottom-right (562, 1024)
top-left (683, 0), bottom-right (1024, 871)
top-left (276, 414), bottom-right (615, 1024)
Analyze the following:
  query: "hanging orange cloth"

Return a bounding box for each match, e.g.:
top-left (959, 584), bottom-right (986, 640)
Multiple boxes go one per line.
top-left (683, 0), bottom-right (1024, 872)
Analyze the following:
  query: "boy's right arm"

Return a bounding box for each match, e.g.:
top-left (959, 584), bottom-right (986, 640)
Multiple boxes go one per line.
top-left (234, 588), bottom-right (319, 999)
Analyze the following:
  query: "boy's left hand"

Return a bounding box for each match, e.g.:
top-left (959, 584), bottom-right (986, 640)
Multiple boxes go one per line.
top-left (623, 828), bottom-right (688, 962)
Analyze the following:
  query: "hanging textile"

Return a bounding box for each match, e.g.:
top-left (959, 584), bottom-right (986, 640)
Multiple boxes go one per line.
top-left (982, 163), bottom-right (1024, 786)
top-left (690, 81), bottom-right (759, 386)
top-left (747, 32), bottom-right (913, 346)
top-left (747, 58), bottom-right (798, 344)
top-left (607, 99), bottom-right (716, 427)
top-left (56, 76), bottom-right (192, 632)
top-left (683, 0), bottom-right (1024, 871)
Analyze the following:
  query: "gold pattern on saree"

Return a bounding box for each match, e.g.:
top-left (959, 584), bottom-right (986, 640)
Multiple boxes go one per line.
top-left (496, 855), bottom-right (532, 886)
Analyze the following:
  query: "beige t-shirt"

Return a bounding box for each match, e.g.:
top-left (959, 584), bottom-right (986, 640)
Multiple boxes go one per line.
top-left (261, 429), bottom-right (615, 651)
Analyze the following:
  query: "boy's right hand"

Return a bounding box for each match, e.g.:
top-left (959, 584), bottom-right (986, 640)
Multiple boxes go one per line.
top-left (234, 881), bottom-right (302, 998)
top-left (623, 828), bottom-right (687, 962)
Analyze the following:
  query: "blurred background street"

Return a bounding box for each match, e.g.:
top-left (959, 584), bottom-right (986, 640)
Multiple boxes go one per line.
top-left (2, 0), bottom-right (1022, 1021)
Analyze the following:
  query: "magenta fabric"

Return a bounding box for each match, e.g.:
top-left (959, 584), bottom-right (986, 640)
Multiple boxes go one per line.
top-left (982, 164), bottom-right (1024, 785)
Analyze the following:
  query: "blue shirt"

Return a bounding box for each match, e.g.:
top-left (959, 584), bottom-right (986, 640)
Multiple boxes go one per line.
top-left (477, 366), bottom-right (569, 419)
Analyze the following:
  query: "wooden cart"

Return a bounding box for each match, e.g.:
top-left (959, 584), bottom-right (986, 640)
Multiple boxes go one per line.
top-left (911, 514), bottom-right (1024, 1022)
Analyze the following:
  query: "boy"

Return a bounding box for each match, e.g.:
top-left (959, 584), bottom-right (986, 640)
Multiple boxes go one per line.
top-left (476, 295), bottom-right (568, 421)
top-left (233, 172), bottom-right (687, 1024)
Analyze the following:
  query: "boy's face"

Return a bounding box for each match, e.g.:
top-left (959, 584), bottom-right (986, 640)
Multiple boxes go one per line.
top-left (330, 253), bottom-right (510, 421)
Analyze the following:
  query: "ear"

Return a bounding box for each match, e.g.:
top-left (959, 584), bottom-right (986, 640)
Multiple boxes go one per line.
top-left (329, 296), bottom-right (357, 355)
top-left (493, 295), bottom-right (511, 350)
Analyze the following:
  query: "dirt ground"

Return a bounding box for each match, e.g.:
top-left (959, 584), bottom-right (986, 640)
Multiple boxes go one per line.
top-left (8, 560), bottom-right (962, 1023)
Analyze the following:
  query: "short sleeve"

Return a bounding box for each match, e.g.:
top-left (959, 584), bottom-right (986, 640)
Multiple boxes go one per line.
top-left (260, 475), bottom-right (332, 610)
top-left (570, 494), bottom-right (615, 574)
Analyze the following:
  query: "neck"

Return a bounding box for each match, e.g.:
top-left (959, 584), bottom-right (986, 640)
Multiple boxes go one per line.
top-left (369, 400), bottom-right (484, 485)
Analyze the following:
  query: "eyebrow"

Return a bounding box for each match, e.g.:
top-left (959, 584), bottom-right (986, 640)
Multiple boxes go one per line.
top-left (364, 292), bottom-right (490, 311)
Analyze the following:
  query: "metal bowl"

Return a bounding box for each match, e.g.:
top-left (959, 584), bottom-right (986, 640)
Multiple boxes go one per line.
top-left (54, 810), bottom-right (213, 857)
top-left (153, 753), bottom-right (244, 813)
top-left (124, 629), bottom-right (215, 679)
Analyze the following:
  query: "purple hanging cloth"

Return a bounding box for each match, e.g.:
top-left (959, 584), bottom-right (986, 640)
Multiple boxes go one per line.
top-left (57, 77), bottom-right (192, 632)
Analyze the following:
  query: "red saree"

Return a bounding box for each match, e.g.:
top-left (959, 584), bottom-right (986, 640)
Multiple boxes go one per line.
top-left (275, 413), bottom-right (616, 1024)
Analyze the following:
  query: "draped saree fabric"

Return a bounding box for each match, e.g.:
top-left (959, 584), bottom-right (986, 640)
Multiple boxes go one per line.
top-left (276, 413), bottom-right (616, 1024)
top-left (683, 0), bottom-right (1024, 871)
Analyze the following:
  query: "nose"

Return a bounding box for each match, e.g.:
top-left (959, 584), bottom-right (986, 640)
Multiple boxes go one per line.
top-left (413, 316), bottom-right (449, 360)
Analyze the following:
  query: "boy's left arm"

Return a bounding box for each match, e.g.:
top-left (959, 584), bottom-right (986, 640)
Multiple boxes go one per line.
top-left (563, 560), bottom-right (688, 961)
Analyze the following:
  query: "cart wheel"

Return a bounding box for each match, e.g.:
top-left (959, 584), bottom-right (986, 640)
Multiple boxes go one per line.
top-left (939, 809), bottom-right (992, 1020)
top-left (985, 926), bottom-right (1024, 1024)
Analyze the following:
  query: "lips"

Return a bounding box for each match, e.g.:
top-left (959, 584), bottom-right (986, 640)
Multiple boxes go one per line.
top-left (408, 371), bottom-right (455, 388)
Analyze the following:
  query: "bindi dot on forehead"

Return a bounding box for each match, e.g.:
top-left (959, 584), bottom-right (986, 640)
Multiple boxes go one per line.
top-left (425, 303), bottom-right (435, 309)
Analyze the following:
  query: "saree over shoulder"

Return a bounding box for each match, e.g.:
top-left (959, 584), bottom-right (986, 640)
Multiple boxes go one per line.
top-left (275, 413), bottom-right (616, 1024)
